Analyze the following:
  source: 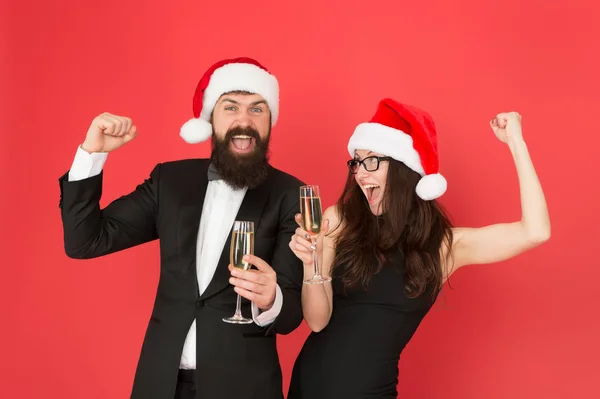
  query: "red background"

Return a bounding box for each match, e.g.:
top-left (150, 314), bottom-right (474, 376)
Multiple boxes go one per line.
top-left (2, 0), bottom-right (599, 398)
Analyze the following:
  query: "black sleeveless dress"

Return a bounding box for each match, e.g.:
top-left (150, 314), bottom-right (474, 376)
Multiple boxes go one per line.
top-left (288, 250), bottom-right (436, 399)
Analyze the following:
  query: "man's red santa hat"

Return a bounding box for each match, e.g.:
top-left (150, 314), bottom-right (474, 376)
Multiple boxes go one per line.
top-left (180, 57), bottom-right (279, 144)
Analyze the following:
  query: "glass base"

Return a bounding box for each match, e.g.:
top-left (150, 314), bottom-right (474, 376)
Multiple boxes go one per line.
top-left (222, 314), bottom-right (254, 324)
top-left (303, 274), bottom-right (332, 285)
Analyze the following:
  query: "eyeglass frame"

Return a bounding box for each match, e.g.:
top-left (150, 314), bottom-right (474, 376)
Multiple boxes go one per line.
top-left (347, 156), bottom-right (393, 174)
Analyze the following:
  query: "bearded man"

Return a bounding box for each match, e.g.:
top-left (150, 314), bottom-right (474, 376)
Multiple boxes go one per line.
top-left (58, 57), bottom-right (305, 399)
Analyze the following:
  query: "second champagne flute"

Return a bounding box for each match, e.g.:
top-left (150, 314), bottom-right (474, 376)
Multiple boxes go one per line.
top-left (300, 185), bottom-right (332, 284)
top-left (222, 221), bottom-right (255, 324)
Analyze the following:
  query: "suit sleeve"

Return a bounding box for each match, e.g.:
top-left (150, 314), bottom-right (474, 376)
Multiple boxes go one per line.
top-left (264, 183), bottom-right (305, 335)
top-left (58, 164), bottom-right (161, 259)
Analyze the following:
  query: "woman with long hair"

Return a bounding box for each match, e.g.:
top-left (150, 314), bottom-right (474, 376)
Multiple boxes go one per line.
top-left (287, 98), bottom-right (550, 398)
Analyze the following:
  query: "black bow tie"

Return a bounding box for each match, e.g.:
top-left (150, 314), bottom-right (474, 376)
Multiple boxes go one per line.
top-left (207, 163), bottom-right (222, 181)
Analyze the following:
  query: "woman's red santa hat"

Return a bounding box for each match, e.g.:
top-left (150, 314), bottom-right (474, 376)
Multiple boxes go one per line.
top-left (180, 57), bottom-right (280, 144)
top-left (347, 98), bottom-right (447, 201)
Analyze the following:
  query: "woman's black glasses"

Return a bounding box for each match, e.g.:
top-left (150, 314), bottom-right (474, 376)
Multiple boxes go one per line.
top-left (347, 156), bottom-right (392, 174)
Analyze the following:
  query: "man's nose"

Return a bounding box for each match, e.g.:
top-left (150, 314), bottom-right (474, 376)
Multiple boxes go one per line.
top-left (234, 113), bottom-right (252, 128)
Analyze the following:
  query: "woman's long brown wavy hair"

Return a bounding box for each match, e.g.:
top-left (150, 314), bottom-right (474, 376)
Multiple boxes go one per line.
top-left (330, 159), bottom-right (454, 300)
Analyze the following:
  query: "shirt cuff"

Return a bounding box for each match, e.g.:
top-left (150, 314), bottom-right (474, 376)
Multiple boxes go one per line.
top-left (68, 145), bottom-right (108, 182)
top-left (252, 284), bottom-right (283, 327)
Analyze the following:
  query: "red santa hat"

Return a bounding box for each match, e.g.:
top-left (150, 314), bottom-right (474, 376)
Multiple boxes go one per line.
top-left (347, 98), bottom-right (447, 201)
top-left (180, 57), bottom-right (279, 144)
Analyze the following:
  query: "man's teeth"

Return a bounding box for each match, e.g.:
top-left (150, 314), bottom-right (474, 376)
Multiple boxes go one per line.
top-left (233, 135), bottom-right (252, 139)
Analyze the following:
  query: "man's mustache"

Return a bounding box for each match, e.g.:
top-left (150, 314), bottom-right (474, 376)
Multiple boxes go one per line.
top-left (224, 126), bottom-right (261, 142)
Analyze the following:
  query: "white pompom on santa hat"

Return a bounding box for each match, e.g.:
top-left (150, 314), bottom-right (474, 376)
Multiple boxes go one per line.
top-left (180, 57), bottom-right (280, 144)
top-left (347, 98), bottom-right (447, 201)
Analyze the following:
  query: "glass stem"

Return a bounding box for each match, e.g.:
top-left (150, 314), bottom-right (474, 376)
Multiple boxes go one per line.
top-left (234, 293), bottom-right (242, 317)
top-left (312, 238), bottom-right (320, 277)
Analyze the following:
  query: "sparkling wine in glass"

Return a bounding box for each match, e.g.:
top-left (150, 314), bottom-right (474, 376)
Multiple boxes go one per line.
top-left (223, 221), bottom-right (255, 324)
top-left (300, 185), bottom-right (331, 284)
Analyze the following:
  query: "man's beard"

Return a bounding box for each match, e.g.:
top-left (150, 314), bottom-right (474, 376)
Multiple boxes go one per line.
top-left (210, 126), bottom-right (271, 189)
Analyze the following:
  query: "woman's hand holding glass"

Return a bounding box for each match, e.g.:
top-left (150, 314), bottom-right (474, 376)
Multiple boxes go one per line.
top-left (289, 214), bottom-right (331, 283)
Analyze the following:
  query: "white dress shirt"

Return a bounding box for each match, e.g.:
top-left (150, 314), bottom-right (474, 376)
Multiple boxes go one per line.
top-left (67, 146), bottom-right (283, 369)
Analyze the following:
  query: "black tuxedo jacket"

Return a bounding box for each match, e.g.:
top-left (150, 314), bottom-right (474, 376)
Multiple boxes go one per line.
top-left (58, 158), bottom-right (305, 399)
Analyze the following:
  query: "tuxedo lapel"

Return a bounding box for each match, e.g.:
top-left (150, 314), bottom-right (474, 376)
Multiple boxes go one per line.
top-left (199, 177), bottom-right (272, 300)
top-left (176, 161), bottom-right (209, 298)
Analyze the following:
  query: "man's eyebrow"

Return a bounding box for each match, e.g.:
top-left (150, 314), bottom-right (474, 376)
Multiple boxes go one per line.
top-left (219, 98), bottom-right (267, 106)
top-left (219, 97), bottom-right (239, 104)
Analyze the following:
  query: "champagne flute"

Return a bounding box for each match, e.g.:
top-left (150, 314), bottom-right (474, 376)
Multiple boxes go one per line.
top-left (223, 221), bottom-right (255, 324)
top-left (300, 185), bottom-right (332, 284)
